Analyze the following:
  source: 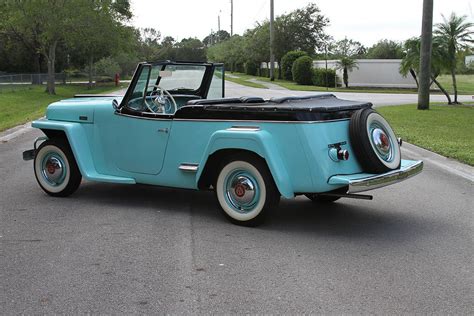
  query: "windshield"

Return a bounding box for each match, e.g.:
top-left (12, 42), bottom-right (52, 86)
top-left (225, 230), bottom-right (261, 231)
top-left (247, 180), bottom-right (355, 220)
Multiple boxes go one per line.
top-left (154, 64), bottom-right (206, 92)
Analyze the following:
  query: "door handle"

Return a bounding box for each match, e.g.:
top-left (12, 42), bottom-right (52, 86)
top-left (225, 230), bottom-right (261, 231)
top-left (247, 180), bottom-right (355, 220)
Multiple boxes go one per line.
top-left (157, 128), bottom-right (169, 133)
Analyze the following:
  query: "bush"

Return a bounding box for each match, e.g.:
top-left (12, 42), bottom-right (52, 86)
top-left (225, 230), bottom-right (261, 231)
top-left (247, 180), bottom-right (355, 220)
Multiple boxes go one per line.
top-left (312, 68), bottom-right (337, 87)
top-left (95, 57), bottom-right (121, 77)
top-left (259, 68), bottom-right (269, 77)
top-left (292, 56), bottom-right (313, 85)
top-left (281, 51), bottom-right (308, 80)
top-left (245, 61), bottom-right (258, 76)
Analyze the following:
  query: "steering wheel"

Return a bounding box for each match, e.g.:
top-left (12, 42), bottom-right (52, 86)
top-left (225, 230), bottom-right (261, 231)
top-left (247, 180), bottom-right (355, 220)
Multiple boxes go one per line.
top-left (144, 85), bottom-right (177, 114)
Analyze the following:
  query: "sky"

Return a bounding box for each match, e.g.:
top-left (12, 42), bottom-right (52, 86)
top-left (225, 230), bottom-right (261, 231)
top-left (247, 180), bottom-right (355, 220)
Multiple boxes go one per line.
top-left (131, 0), bottom-right (473, 46)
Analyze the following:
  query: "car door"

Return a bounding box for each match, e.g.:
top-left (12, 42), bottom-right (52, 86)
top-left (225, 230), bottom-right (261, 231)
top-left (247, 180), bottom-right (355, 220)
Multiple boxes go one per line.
top-left (111, 114), bottom-right (171, 175)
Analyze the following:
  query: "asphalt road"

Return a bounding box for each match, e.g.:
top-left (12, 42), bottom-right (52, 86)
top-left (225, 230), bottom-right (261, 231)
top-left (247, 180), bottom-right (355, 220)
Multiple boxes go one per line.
top-left (1, 86), bottom-right (473, 313)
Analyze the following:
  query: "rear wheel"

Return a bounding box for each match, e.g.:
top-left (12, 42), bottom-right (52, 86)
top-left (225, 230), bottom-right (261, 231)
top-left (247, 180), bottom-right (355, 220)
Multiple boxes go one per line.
top-left (34, 139), bottom-right (82, 197)
top-left (215, 154), bottom-right (279, 227)
top-left (350, 108), bottom-right (401, 173)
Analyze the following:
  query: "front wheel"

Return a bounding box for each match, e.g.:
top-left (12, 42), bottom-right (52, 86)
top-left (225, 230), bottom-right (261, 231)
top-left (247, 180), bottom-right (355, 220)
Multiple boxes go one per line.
top-left (215, 155), bottom-right (280, 227)
top-left (34, 139), bottom-right (82, 197)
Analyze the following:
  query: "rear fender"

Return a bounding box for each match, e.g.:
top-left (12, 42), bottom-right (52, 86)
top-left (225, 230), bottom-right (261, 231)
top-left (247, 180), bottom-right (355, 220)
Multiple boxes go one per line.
top-left (197, 129), bottom-right (294, 198)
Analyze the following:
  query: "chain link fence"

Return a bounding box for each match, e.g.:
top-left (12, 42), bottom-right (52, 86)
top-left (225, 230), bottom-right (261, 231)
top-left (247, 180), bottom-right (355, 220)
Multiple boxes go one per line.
top-left (0, 73), bottom-right (69, 92)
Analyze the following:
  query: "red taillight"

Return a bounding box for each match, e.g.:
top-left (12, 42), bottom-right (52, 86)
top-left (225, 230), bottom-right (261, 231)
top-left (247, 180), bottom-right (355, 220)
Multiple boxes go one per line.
top-left (337, 149), bottom-right (349, 161)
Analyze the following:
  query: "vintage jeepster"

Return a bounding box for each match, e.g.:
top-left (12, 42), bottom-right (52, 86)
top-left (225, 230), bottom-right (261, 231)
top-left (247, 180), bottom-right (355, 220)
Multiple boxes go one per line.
top-left (23, 61), bottom-right (423, 226)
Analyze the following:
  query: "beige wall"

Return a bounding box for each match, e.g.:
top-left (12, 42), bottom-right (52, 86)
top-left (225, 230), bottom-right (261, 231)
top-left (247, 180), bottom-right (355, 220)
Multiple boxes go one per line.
top-left (314, 59), bottom-right (417, 88)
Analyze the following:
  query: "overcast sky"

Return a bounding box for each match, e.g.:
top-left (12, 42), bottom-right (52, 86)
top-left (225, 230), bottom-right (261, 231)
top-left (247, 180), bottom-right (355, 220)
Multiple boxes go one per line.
top-left (131, 0), bottom-right (473, 46)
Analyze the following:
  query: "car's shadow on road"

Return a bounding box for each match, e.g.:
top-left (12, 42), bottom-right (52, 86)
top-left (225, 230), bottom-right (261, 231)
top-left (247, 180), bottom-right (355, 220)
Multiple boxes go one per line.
top-left (74, 181), bottom-right (436, 243)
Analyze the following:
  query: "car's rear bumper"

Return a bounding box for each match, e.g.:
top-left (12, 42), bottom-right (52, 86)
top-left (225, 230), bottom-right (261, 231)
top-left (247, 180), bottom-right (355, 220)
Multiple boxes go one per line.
top-left (328, 159), bottom-right (423, 193)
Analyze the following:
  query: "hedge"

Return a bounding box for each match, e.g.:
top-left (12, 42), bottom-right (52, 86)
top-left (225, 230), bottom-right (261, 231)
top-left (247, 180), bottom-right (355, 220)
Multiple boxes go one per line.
top-left (292, 56), bottom-right (313, 85)
top-left (281, 51), bottom-right (308, 80)
top-left (312, 68), bottom-right (337, 87)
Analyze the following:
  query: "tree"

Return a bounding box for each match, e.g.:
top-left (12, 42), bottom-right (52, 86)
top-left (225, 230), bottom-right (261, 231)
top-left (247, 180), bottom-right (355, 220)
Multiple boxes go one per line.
top-left (273, 3), bottom-right (329, 78)
top-left (332, 38), bottom-right (366, 58)
top-left (175, 38), bottom-right (206, 61)
top-left (69, 0), bottom-right (134, 88)
top-left (367, 39), bottom-right (404, 59)
top-left (2, 1), bottom-right (78, 94)
top-left (434, 13), bottom-right (473, 104)
top-left (203, 30), bottom-right (230, 46)
top-left (400, 37), bottom-right (452, 103)
top-left (336, 57), bottom-right (358, 88)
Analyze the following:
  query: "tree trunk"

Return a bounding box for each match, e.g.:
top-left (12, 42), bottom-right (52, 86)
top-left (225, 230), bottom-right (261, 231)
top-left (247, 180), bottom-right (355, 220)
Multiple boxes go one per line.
top-left (431, 75), bottom-right (452, 104)
top-left (417, 0), bottom-right (433, 110)
top-left (409, 68), bottom-right (419, 88)
top-left (88, 55), bottom-right (94, 89)
top-left (343, 67), bottom-right (348, 88)
top-left (450, 66), bottom-right (459, 104)
top-left (45, 41), bottom-right (57, 95)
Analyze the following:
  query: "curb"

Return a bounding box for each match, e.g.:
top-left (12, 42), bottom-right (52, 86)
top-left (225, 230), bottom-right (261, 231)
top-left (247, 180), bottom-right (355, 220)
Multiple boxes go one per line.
top-left (0, 121), bottom-right (35, 143)
top-left (401, 142), bottom-right (473, 182)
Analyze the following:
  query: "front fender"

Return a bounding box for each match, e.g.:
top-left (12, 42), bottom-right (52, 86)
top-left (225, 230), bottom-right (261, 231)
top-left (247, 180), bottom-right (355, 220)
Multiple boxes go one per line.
top-left (196, 129), bottom-right (294, 198)
top-left (31, 119), bottom-right (135, 184)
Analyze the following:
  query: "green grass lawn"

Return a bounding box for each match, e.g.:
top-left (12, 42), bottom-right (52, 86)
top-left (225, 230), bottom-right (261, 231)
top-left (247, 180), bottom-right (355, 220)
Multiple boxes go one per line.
top-left (377, 104), bottom-right (474, 166)
top-left (225, 73), bottom-right (268, 89)
top-left (437, 74), bottom-right (474, 95)
top-left (228, 72), bottom-right (474, 95)
top-left (0, 84), bottom-right (123, 132)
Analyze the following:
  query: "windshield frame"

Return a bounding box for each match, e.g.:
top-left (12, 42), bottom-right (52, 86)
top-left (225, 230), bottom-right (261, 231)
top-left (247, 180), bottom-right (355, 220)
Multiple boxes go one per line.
top-left (119, 60), bottom-right (223, 111)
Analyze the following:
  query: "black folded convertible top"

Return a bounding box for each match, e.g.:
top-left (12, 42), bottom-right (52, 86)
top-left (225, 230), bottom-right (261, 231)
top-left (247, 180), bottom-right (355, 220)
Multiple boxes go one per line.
top-left (175, 94), bottom-right (372, 122)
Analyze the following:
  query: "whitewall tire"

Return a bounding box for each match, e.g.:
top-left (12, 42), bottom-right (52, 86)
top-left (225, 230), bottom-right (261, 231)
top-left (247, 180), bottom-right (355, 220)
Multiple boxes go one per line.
top-left (215, 154), bottom-right (279, 226)
top-left (34, 139), bottom-right (82, 197)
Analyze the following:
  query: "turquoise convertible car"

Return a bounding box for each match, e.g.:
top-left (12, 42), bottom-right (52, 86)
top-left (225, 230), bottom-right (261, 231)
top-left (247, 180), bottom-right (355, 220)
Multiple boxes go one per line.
top-left (24, 61), bottom-right (423, 226)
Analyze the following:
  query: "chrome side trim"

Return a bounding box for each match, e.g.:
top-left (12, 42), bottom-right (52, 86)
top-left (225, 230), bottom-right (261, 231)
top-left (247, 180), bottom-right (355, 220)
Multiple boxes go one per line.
top-left (226, 126), bottom-right (260, 131)
top-left (173, 118), bottom-right (350, 124)
top-left (348, 160), bottom-right (423, 193)
top-left (179, 163), bottom-right (199, 172)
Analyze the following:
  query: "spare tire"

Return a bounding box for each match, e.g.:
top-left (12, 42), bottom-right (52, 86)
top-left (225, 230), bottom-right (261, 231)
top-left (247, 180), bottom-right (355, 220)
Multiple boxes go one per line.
top-left (349, 108), bottom-right (401, 173)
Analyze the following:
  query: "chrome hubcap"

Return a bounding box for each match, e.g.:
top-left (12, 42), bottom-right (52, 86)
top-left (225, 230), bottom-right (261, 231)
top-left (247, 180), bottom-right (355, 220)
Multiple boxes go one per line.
top-left (41, 153), bottom-right (66, 186)
top-left (225, 171), bottom-right (260, 213)
top-left (370, 125), bottom-right (393, 162)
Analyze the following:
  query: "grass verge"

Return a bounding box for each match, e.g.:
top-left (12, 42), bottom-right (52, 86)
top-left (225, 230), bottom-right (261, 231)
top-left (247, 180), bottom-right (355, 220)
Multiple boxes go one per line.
top-left (377, 104), bottom-right (474, 166)
top-left (225, 74), bottom-right (268, 89)
top-left (437, 74), bottom-right (474, 95)
top-left (0, 84), bottom-right (124, 132)
top-left (230, 72), bottom-right (474, 95)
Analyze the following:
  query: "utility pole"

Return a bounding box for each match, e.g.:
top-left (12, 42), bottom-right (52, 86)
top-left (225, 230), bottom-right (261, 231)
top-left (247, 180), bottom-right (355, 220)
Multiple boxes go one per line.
top-left (230, 0), bottom-right (233, 36)
top-left (269, 0), bottom-right (275, 81)
top-left (218, 10), bottom-right (221, 33)
top-left (418, 0), bottom-right (433, 110)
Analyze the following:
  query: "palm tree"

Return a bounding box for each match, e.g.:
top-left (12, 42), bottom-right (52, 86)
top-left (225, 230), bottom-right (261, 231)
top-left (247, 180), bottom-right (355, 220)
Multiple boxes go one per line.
top-left (434, 13), bottom-right (473, 104)
top-left (400, 37), bottom-right (453, 104)
top-left (336, 57), bottom-right (358, 88)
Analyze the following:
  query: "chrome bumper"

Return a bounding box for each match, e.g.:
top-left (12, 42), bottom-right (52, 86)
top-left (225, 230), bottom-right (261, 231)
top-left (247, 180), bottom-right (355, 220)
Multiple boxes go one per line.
top-left (328, 159), bottom-right (423, 194)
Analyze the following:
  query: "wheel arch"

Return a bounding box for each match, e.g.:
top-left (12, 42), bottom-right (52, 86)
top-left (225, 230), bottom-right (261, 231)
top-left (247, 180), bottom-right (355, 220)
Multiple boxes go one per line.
top-left (32, 120), bottom-right (96, 181)
top-left (196, 130), bottom-right (294, 198)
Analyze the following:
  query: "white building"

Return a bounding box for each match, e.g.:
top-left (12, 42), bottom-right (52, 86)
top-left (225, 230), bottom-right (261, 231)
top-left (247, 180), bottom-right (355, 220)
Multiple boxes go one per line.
top-left (465, 55), bottom-right (474, 66)
top-left (313, 59), bottom-right (417, 88)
